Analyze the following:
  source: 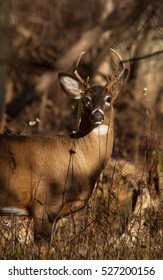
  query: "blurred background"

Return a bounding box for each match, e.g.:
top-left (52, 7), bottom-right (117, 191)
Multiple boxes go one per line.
top-left (0, 0), bottom-right (163, 259)
top-left (0, 0), bottom-right (162, 162)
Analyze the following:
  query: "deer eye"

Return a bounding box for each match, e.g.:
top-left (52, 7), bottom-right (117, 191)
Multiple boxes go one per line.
top-left (84, 96), bottom-right (92, 106)
top-left (105, 96), bottom-right (111, 105)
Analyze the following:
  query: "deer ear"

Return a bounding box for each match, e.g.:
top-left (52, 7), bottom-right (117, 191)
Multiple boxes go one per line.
top-left (58, 73), bottom-right (82, 99)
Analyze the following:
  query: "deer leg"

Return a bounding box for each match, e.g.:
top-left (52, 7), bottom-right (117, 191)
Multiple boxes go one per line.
top-left (33, 214), bottom-right (55, 259)
top-left (32, 202), bottom-right (55, 259)
top-left (34, 234), bottom-right (51, 260)
top-left (34, 219), bottom-right (58, 259)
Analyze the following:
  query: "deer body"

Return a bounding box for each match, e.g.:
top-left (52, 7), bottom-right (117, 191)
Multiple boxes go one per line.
top-left (0, 50), bottom-right (127, 259)
top-left (0, 107), bottom-right (113, 214)
top-left (0, 119), bottom-right (113, 216)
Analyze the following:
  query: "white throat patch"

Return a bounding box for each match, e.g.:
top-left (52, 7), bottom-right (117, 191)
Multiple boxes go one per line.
top-left (93, 124), bottom-right (110, 135)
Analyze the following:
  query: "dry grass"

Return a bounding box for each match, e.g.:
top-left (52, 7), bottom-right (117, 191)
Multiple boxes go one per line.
top-left (0, 0), bottom-right (162, 260)
top-left (0, 159), bottom-right (162, 260)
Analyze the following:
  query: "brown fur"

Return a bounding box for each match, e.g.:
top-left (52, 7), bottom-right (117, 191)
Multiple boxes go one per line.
top-left (0, 56), bottom-right (127, 258)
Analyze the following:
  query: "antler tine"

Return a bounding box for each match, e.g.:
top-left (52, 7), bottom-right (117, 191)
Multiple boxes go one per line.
top-left (104, 75), bottom-right (111, 88)
top-left (74, 51), bottom-right (86, 85)
top-left (110, 48), bottom-right (125, 80)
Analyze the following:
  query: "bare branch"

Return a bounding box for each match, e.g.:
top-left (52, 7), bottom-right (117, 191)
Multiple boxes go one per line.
top-left (123, 50), bottom-right (163, 63)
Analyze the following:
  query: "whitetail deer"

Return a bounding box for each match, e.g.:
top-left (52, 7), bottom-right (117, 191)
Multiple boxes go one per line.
top-left (0, 49), bottom-right (128, 259)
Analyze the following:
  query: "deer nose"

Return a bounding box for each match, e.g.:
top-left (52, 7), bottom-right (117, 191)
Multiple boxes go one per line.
top-left (91, 109), bottom-right (104, 125)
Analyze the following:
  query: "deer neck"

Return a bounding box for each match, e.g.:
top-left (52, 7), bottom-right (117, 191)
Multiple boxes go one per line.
top-left (70, 107), bottom-right (114, 165)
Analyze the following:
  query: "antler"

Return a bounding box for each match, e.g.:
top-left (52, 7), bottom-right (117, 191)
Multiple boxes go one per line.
top-left (73, 51), bottom-right (90, 88)
top-left (105, 48), bottom-right (127, 90)
top-left (110, 48), bottom-right (125, 81)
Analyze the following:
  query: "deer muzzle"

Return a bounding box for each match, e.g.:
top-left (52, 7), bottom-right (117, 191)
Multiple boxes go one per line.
top-left (91, 109), bottom-right (104, 125)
